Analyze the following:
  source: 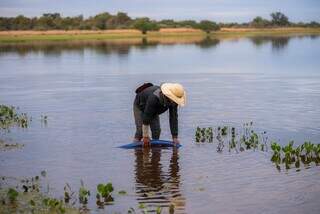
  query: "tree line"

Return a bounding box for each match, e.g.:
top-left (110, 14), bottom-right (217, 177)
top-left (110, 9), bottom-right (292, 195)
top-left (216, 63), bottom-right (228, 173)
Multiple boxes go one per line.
top-left (0, 11), bottom-right (319, 34)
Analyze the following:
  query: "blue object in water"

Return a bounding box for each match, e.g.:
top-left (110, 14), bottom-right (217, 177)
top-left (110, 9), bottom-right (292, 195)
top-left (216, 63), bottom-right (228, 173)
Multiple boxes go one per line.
top-left (118, 140), bottom-right (181, 149)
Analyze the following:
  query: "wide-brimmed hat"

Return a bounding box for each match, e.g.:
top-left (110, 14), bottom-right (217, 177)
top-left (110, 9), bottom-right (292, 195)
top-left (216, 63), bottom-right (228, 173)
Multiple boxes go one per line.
top-left (161, 83), bottom-right (186, 107)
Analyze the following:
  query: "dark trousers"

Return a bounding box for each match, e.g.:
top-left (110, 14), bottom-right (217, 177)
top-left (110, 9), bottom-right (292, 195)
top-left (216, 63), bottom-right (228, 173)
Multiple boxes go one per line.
top-left (134, 103), bottom-right (161, 140)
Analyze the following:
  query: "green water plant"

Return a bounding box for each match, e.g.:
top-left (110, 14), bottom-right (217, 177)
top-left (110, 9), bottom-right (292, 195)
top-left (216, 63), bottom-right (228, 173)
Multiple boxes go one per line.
top-left (79, 180), bottom-right (90, 205)
top-left (0, 139), bottom-right (24, 151)
top-left (221, 126), bottom-right (228, 136)
top-left (0, 105), bottom-right (29, 130)
top-left (7, 188), bottom-right (19, 202)
top-left (270, 140), bottom-right (320, 171)
top-left (118, 190), bottom-right (127, 195)
top-left (195, 126), bottom-right (213, 143)
top-left (97, 182), bottom-right (114, 203)
top-left (63, 183), bottom-right (75, 204)
top-left (42, 197), bottom-right (66, 214)
top-left (195, 123), bottom-right (267, 154)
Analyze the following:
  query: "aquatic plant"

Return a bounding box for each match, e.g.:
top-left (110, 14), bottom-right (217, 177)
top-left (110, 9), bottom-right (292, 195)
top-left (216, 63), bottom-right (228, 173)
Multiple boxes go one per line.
top-left (194, 123), bottom-right (320, 172)
top-left (0, 139), bottom-right (24, 151)
top-left (79, 180), bottom-right (90, 205)
top-left (42, 197), bottom-right (66, 214)
top-left (96, 182), bottom-right (114, 204)
top-left (118, 190), bottom-right (127, 195)
top-left (63, 183), bottom-right (76, 205)
top-left (7, 188), bottom-right (18, 202)
top-left (270, 140), bottom-right (320, 171)
top-left (194, 122), bottom-right (265, 153)
top-left (0, 105), bottom-right (29, 130)
top-left (195, 126), bottom-right (213, 143)
top-left (221, 126), bottom-right (228, 136)
top-left (1, 172), bottom-right (137, 213)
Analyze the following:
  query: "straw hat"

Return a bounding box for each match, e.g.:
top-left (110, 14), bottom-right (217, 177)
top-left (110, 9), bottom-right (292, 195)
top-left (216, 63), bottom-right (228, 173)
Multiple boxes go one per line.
top-left (161, 83), bottom-right (186, 107)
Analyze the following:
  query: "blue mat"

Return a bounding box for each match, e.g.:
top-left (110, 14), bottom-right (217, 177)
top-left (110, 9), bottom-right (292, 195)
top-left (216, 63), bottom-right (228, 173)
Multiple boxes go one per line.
top-left (118, 140), bottom-right (181, 149)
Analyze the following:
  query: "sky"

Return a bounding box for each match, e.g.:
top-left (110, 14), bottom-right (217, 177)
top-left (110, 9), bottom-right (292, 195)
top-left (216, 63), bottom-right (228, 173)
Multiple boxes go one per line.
top-left (0, 0), bottom-right (319, 23)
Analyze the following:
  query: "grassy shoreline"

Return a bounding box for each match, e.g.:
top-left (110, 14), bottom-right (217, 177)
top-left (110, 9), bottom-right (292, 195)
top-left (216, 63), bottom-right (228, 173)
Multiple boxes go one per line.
top-left (0, 27), bottom-right (320, 43)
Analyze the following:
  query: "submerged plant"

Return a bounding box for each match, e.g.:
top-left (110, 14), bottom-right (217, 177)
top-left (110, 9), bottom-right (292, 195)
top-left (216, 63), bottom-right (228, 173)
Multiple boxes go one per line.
top-left (221, 126), bottom-right (228, 136)
top-left (63, 183), bottom-right (75, 204)
top-left (7, 188), bottom-right (19, 202)
top-left (79, 180), bottom-right (90, 205)
top-left (97, 182), bottom-right (114, 203)
top-left (270, 140), bottom-right (320, 171)
top-left (0, 105), bottom-right (30, 130)
top-left (195, 126), bottom-right (213, 143)
top-left (42, 197), bottom-right (66, 214)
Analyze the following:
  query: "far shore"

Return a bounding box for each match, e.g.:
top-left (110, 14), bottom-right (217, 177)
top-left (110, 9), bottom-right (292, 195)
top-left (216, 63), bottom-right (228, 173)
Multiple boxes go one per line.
top-left (0, 27), bottom-right (319, 43)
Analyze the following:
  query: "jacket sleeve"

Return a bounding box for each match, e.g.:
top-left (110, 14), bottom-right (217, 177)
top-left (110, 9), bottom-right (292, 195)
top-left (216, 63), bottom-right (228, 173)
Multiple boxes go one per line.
top-left (169, 105), bottom-right (178, 137)
top-left (142, 96), bottom-right (157, 125)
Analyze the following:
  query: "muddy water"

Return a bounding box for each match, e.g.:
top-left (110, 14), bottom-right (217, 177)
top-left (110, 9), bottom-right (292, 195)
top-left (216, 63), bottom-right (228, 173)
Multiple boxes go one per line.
top-left (0, 35), bottom-right (320, 213)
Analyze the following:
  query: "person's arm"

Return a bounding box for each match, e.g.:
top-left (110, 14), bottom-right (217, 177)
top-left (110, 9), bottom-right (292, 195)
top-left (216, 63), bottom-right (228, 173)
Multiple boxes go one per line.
top-left (169, 104), bottom-right (179, 142)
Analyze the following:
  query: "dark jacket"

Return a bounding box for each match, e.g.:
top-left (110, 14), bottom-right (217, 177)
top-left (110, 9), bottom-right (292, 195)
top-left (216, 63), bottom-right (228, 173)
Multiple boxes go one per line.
top-left (134, 85), bottom-right (178, 137)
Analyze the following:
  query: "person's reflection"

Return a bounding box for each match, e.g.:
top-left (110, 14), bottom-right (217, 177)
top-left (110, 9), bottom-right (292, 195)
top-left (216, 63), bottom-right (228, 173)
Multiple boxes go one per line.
top-left (134, 148), bottom-right (185, 212)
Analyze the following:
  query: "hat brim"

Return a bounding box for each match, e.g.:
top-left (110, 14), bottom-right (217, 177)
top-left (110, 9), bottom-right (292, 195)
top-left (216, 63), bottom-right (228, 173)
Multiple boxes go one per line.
top-left (161, 83), bottom-right (186, 107)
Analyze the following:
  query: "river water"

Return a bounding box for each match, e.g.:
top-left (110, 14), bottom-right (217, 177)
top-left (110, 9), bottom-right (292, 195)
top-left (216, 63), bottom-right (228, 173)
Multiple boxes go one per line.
top-left (0, 35), bottom-right (320, 213)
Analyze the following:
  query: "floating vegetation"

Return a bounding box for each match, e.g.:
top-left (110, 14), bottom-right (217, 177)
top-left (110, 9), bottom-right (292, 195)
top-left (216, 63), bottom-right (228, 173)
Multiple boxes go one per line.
top-left (1, 169), bottom-right (163, 213)
top-left (0, 139), bottom-right (24, 151)
top-left (195, 127), bottom-right (213, 143)
top-left (195, 123), bottom-right (270, 153)
top-left (96, 182), bottom-right (114, 208)
top-left (7, 188), bottom-right (18, 202)
top-left (64, 183), bottom-right (76, 205)
top-left (79, 180), bottom-right (90, 208)
top-left (0, 171), bottom-right (78, 214)
top-left (0, 105), bottom-right (30, 131)
top-left (195, 122), bottom-right (319, 171)
top-left (1, 104), bottom-right (49, 152)
top-left (118, 190), bottom-right (127, 195)
top-left (271, 141), bottom-right (320, 171)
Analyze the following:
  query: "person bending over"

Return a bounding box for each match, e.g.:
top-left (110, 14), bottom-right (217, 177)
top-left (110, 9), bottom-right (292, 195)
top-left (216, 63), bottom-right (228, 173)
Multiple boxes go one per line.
top-left (133, 83), bottom-right (186, 147)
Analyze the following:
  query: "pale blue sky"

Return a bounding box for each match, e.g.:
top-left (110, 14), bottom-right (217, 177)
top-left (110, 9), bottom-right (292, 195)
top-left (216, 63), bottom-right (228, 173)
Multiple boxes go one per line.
top-left (0, 0), bottom-right (319, 22)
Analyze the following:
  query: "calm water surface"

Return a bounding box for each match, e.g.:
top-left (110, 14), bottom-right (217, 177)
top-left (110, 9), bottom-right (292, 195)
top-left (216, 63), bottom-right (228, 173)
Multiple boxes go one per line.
top-left (1, 35), bottom-right (320, 213)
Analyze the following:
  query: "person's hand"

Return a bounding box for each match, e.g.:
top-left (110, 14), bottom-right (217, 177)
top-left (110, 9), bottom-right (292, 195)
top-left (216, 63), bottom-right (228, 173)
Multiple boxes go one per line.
top-left (143, 137), bottom-right (150, 147)
top-left (133, 137), bottom-right (142, 142)
top-left (172, 137), bottom-right (180, 146)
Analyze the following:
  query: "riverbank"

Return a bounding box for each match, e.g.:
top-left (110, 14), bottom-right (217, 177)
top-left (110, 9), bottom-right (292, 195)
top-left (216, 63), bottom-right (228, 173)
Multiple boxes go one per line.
top-left (0, 27), bottom-right (319, 43)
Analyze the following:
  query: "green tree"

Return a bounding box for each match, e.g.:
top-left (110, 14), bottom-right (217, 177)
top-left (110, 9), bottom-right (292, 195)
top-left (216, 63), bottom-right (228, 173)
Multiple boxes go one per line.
top-left (133, 18), bottom-right (160, 34)
top-left (158, 19), bottom-right (178, 28)
top-left (115, 12), bottom-right (132, 27)
top-left (179, 20), bottom-right (198, 28)
top-left (308, 21), bottom-right (320, 27)
top-left (196, 20), bottom-right (220, 34)
top-left (251, 16), bottom-right (270, 28)
top-left (270, 12), bottom-right (289, 26)
top-left (12, 15), bottom-right (32, 30)
top-left (92, 12), bottom-right (112, 29)
top-left (35, 13), bottom-right (61, 30)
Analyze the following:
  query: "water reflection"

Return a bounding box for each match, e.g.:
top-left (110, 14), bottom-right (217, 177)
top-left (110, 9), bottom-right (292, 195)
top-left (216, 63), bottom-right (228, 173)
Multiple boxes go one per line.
top-left (0, 38), bottom-right (200, 57)
top-left (249, 36), bottom-right (290, 51)
top-left (0, 35), bottom-right (319, 56)
top-left (195, 37), bottom-right (220, 49)
top-left (134, 148), bottom-right (185, 212)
